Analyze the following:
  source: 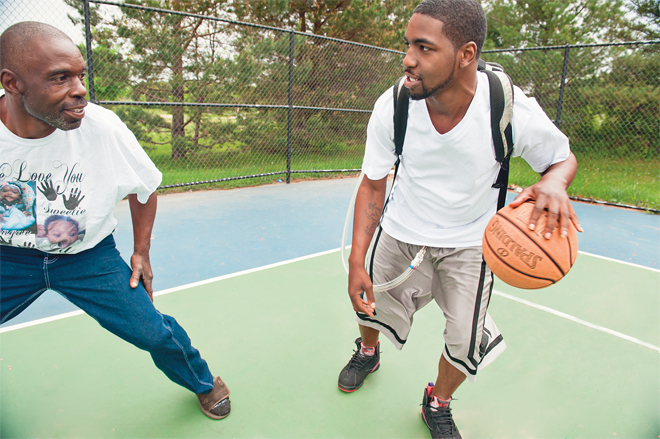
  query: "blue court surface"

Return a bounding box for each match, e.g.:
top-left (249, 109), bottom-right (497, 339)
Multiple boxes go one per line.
top-left (2, 177), bottom-right (658, 327)
top-left (1, 178), bottom-right (658, 438)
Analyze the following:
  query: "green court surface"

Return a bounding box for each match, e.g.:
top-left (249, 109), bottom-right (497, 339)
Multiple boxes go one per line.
top-left (1, 251), bottom-right (658, 438)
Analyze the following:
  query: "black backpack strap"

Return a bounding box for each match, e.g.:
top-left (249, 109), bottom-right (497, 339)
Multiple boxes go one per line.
top-left (482, 67), bottom-right (514, 211)
top-left (388, 76), bottom-right (409, 189)
top-left (388, 76), bottom-right (409, 197)
top-left (393, 76), bottom-right (410, 159)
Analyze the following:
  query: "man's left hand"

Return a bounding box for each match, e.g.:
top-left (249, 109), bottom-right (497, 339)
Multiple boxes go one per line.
top-left (509, 173), bottom-right (583, 239)
top-left (130, 252), bottom-right (154, 301)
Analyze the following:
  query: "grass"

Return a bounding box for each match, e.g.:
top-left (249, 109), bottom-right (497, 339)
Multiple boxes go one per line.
top-left (509, 155), bottom-right (659, 211)
top-left (152, 149), bottom-right (364, 193)
top-left (125, 105), bottom-right (659, 210)
top-left (144, 140), bottom-right (659, 211)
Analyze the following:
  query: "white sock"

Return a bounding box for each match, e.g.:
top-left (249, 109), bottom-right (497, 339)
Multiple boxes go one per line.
top-left (360, 342), bottom-right (377, 356)
top-left (429, 396), bottom-right (451, 409)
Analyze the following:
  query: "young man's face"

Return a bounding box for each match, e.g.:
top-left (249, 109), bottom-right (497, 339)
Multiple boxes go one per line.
top-left (1, 186), bottom-right (20, 202)
top-left (403, 13), bottom-right (458, 101)
top-left (46, 219), bottom-right (79, 248)
top-left (17, 37), bottom-right (88, 132)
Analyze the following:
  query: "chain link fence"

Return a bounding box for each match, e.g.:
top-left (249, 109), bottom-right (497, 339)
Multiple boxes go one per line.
top-left (2, 0), bottom-right (658, 210)
top-left (483, 42), bottom-right (659, 211)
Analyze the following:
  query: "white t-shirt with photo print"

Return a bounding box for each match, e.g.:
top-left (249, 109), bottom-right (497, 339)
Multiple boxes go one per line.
top-left (0, 91), bottom-right (162, 254)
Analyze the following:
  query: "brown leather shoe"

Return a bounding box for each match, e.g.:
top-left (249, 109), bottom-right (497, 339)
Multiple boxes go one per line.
top-left (197, 376), bottom-right (231, 419)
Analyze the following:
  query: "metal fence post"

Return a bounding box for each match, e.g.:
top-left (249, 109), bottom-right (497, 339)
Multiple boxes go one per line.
top-left (83, 0), bottom-right (96, 102)
top-left (555, 44), bottom-right (570, 127)
top-left (286, 31), bottom-right (294, 184)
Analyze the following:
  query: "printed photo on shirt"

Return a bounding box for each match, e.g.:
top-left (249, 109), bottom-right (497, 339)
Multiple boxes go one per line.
top-left (0, 180), bottom-right (37, 233)
top-left (36, 214), bottom-right (86, 251)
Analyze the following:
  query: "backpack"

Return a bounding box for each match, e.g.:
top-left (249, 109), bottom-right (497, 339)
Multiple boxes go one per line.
top-left (391, 59), bottom-right (515, 211)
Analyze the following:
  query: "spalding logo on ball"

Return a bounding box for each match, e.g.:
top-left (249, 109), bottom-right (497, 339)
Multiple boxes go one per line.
top-left (483, 201), bottom-right (578, 289)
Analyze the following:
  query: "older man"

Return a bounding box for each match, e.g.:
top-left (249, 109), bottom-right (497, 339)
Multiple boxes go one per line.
top-left (0, 22), bottom-right (230, 420)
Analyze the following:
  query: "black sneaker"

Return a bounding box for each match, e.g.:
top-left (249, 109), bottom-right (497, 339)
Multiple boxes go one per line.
top-left (337, 337), bottom-right (380, 392)
top-left (421, 383), bottom-right (462, 439)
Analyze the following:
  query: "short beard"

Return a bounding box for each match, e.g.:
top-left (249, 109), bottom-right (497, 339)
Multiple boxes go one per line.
top-left (22, 97), bottom-right (83, 131)
top-left (410, 68), bottom-right (455, 101)
top-left (409, 56), bottom-right (457, 101)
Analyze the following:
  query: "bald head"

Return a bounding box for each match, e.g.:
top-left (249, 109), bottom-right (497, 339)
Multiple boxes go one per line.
top-left (0, 22), bottom-right (74, 75)
top-left (0, 22), bottom-right (87, 138)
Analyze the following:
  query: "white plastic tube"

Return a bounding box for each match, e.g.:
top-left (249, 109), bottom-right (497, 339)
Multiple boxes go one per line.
top-left (341, 172), bottom-right (426, 292)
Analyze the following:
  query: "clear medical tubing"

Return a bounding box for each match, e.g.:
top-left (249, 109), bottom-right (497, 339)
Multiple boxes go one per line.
top-left (341, 172), bottom-right (427, 292)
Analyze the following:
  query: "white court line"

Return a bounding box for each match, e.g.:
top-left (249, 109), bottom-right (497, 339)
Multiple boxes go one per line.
top-left (1, 248), bottom-right (658, 352)
top-left (0, 248), bottom-right (341, 334)
top-left (578, 251), bottom-right (660, 273)
top-left (152, 247), bottom-right (343, 297)
top-left (493, 290), bottom-right (660, 352)
top-left (0, 309), bottom-right (85, 333)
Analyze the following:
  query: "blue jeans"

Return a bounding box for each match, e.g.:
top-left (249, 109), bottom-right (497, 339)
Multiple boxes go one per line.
top-left (0, 235), bottom-right (214, 394)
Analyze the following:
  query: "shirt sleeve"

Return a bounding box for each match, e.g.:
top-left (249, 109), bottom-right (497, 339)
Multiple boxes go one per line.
top-left (362, 89), bottom-right (399, 180)
top-left (511, 86), bottom-right (571, 173)
top-left (112, 115), bottom-right (163, 204)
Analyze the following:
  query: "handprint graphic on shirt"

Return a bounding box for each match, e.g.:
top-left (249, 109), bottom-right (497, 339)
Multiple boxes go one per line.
top-left (63, 188), bottom-right (85, 210)
top-left (38, 180), bottom-right (60, 201)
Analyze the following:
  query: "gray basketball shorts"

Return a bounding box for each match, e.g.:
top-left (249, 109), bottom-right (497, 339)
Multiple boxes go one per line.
top-left (355, 229), bottom-right (507, 382)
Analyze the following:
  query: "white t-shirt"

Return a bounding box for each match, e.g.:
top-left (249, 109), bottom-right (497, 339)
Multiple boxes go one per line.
top-left (362, 71), bottom-right (570, 247)
top-left (0, 92), bottom-right (162, 254)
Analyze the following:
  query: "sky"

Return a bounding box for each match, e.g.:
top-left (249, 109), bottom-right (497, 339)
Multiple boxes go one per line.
top-left (0, 0), bottom-right (84, 43)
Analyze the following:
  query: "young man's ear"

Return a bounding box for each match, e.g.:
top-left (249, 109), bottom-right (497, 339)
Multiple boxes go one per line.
top-left (0, 69), bottom-right (23, 95)
top-left (458, 42), bottom-right (478, 68)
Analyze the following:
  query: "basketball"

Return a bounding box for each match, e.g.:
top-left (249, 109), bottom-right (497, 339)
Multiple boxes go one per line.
top-left (483, 201), bottom-right (578, 289)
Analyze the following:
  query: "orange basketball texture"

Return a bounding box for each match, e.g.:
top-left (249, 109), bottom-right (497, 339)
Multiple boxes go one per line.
top-left (482, 201), bottom-right (578, 289)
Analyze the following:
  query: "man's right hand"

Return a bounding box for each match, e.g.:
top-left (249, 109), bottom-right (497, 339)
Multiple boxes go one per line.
top-left (347, 174), bottom-right (387, 319)
top-left (348, 264), bottom-right (376, 317)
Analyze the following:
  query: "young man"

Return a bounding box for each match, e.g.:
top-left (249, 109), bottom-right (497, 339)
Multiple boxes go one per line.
top-left (338, 1), bottom-right (582, 438)
top-left (0, 22), bottom-right (231, 420)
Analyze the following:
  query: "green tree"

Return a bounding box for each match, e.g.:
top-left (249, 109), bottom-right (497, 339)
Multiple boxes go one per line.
top-left (568, 51), bottom-right (660, 157)
top-left (117, 0), bottom-right (233, 159)
top-left (65, 0), bottom-right (131, 101)
top-left (229, 0), bottom-right (416, 49)
top-left (224, 1), bottom-right (416, 154)
top-left (484, 0), bottom-right (634, 48)
top-left (481, 1), bottom-right (638, 117)
top-left (68, 0), bottom-right (233, 159)
top-left (481, 0), bottom-right (659, 190)
top-left (627, 0), bottom-right (660, 39)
